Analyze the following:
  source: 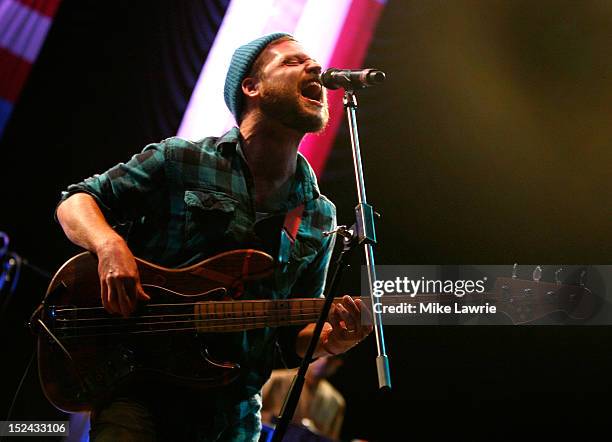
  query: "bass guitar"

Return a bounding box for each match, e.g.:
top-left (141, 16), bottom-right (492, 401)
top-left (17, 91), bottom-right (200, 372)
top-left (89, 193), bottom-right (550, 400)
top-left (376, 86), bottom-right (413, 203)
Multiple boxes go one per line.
top-left (32, 251), bottom-right (595, 412)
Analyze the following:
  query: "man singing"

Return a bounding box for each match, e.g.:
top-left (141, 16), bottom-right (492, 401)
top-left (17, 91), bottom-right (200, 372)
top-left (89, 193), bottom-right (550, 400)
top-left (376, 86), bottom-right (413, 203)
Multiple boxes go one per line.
top-left (56, 33), bottom-right (371, 441)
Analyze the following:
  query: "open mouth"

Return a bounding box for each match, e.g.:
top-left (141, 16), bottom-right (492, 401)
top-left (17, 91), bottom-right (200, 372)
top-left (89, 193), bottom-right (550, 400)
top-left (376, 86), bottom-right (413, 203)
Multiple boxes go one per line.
top-left (300, 81), bottom-right (323, 105)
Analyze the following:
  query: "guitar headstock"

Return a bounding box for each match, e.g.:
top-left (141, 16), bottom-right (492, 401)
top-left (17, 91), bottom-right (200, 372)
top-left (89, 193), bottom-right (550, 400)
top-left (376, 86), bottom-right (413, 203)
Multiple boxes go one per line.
top-left (492, 273), bottom-right (595, 324)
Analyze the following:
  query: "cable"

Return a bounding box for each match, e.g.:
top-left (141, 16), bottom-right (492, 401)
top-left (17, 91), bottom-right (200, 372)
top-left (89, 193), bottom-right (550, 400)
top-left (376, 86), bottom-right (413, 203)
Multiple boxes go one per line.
top-left (1, 345), bottom-right (35, 442)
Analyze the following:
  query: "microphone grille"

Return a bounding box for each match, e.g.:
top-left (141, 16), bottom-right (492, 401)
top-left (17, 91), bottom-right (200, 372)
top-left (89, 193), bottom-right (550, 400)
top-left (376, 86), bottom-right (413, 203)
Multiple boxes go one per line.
top-left (320, 68), bottom-right (341, 90)
top-left (368, 69), bottom-right (386, 85)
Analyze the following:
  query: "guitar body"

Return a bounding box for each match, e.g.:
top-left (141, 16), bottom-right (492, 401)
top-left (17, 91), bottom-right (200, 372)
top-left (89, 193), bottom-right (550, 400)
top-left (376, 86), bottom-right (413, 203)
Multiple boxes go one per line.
top-left (36, 249), bottom-right (275, 413)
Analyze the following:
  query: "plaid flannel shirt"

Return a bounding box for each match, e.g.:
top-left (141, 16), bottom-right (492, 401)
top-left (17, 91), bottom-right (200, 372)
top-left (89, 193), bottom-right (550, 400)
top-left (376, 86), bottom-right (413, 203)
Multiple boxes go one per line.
top-left (59, 127), bottom-right (336, 398)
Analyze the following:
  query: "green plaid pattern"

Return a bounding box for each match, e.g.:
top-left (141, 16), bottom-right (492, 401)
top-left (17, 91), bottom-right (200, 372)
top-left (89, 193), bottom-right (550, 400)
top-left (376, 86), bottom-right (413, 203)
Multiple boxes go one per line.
top-left (59, 127), bottom-right (336, 404)
top-left (61, 127), bottom-right (335, 271)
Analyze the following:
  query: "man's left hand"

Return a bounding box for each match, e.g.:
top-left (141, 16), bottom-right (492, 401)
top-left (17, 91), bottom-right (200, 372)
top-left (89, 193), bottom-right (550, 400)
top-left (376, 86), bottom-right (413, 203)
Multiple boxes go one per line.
top-left (322, 295), bottom-right (373, 355)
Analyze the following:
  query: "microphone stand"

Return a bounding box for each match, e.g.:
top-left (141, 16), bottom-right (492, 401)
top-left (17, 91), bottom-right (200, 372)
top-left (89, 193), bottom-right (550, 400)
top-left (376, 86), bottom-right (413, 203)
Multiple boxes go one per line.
top-left (342, 88), bottom-right (391, 391)
top-left (271, 88), bottom-right (391, 442)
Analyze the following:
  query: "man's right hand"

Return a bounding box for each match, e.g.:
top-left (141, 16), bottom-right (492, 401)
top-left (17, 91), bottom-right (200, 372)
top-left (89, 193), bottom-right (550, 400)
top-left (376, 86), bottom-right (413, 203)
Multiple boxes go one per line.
top-left (96, 238), bottom-right (151, 317)
top-left (56, 193), bottom-right (151, 317)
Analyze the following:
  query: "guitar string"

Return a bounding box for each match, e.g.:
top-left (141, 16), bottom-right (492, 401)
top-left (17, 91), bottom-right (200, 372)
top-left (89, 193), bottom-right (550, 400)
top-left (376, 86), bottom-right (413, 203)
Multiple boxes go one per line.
top-left (52, 292), bottom-right (535, 314)
top-left (53, 303), bottom-right (327, 313)
top-left (53, 309), bottom-right (324, 321)
top-left (48, 294), bottom-right (572, 336)
top-left (51, 298), bottom-right (542, 326)
top-left (48, 295), bottom-right (573, 332)
top-left (46, 301), bottom-right (572, 340)
top-left (52, 287), bottom-right (577, 313)
top-left (51, 296), bottom-right (563, 321)
top-left (48, 305), bottom-right (372, 336)
top-left (50, 300), bottom-right (364, 322)
top-left (48, 305), bottom-right (567, 339)
top-left (52, 299), bottom-right (347, 312)
top-left (49, 304), bottom-right (565, 339)
top-left (52, 311), bottom-right (340, 330)
top-left (45, 301), bottom-right (570, 337)
top-left (53, 315), bottom-right (328, 339)
top-left (48, 300), bottom-right (563, 334)
top-left (49, 297), bottom-right (567, 330)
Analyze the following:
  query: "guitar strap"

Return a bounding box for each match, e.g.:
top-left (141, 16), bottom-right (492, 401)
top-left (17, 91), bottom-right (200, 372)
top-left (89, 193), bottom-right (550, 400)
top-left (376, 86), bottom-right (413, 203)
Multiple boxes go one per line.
top-left (283, 204), bottom-right (305, 243)
top-left (278, 203), bottom-right (305, 270)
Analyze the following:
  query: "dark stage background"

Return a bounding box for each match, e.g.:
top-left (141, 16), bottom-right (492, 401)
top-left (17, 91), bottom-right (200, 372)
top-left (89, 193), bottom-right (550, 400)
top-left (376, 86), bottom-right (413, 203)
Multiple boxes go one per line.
top-left (2, 1), bottom-right (612, 440)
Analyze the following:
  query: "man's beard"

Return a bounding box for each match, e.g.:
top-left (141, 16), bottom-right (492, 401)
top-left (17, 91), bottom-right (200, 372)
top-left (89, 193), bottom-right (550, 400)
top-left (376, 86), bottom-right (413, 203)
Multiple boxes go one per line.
top-left (259, 80), bottom-right (329, 133)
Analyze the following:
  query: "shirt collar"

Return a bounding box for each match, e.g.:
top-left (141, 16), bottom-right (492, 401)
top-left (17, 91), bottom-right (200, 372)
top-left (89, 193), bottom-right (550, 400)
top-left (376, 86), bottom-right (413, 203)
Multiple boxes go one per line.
top-left (214, 126), bottom-right (241, 152)
top-left (294, 152), bottom-right (321, 203)
top-left (215, 127), bottom-right (321, 205)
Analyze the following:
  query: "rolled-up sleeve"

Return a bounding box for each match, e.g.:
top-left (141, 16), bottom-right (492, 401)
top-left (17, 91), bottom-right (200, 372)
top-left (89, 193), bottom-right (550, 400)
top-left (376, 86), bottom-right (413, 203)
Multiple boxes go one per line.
top-left (58, 142), bottom-right (166, 226)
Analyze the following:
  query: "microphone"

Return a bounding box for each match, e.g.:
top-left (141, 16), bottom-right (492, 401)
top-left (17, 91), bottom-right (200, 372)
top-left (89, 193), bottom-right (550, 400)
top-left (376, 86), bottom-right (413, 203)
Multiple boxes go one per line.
top-left (320, 68), bottom-right (386, 90)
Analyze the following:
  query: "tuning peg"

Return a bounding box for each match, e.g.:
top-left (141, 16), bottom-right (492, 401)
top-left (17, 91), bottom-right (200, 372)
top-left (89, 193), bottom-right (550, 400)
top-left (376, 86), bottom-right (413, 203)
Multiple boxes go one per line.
top-left (554, 268), bottom-right (564, 285)
top-left (580, 270), bottom-right (587, 287)
top-left (512, 263), bottom-right (518, 279)
top-left (532, 266), bottom-right (542, 282)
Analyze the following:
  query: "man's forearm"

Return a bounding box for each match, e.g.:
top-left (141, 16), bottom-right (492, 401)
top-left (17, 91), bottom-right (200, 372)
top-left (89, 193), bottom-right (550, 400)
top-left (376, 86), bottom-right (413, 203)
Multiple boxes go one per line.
top-left (57, 193), bottom-right (149, 317)
top-left (56, 193), bottom-right (125, 253)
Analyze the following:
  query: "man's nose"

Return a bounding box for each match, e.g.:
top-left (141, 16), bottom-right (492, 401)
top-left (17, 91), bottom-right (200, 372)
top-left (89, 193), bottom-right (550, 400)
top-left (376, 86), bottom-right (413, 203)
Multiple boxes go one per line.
top-left (305, 59), bottom-right (322, 75)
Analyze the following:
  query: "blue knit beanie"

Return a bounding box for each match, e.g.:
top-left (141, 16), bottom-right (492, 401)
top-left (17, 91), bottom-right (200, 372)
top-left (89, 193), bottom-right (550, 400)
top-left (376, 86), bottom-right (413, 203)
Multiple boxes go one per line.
top-left (224, 32), bottom-right (291, 121)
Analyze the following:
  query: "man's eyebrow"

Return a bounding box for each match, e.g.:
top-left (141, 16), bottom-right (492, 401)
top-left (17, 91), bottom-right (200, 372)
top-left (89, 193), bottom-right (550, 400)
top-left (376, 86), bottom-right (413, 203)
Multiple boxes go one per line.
top-left (282, 53), bottom-right (317, 63)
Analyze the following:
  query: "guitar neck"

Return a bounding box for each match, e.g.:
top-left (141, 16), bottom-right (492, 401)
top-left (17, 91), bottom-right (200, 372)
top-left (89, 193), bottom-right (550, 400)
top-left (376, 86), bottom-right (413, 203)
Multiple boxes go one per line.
top-left (191, 293), bottom-right (490, 333)
top-left (193, 298), bottom-right (330, 333)
top-left (44, 250), bottom-right (597, 346)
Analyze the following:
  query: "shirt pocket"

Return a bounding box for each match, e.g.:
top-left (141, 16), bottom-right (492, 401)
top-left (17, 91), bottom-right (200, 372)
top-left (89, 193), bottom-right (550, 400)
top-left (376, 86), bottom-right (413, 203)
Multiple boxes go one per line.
top-left (278, 229), bottom-right (323, 289)
top-left (184, 189), bottom-right (238, 252)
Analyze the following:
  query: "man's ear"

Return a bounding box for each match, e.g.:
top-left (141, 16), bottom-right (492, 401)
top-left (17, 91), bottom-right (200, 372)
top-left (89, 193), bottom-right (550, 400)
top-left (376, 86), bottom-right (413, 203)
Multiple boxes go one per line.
top-left (242, 76), bottom-right (259, 98)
